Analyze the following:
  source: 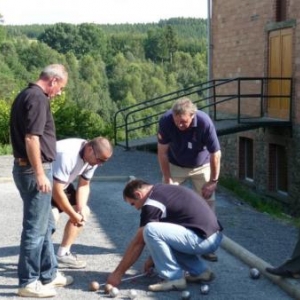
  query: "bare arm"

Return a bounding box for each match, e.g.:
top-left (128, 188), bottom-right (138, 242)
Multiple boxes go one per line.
top-left (25, 134), bottom-right (51, 193)
top-left (52, 180), bottom-right (83, 225)
top-left (76, 177), bottom-right (90, 212)
top-left (107, 227), bottom-right (145, 287)
top-left (210, 150), bottom-right (221, 182)
top-left (202, 150), bottom-right (222, 199)
top-left (157, 143), bottom-right (174, 184)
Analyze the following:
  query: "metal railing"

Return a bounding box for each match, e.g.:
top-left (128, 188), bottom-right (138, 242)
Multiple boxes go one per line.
top-left (114, 77), bottom-right (293, 149)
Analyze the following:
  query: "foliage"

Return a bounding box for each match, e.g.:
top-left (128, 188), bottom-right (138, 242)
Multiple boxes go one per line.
top-left (0, 17), bottom-right (208, 145)
top-left (54, 102), bottom-right (113, 141)
top-left (220, 177), bottom-right (285, 217)
top-left (38, 23), bottom-right (108, 59)
top-left (5, 18), bottom-right (207, 40)
top-left (0, 99), bottom-right (11, 144)
top-left (0, 143), bottom-right (12, 155)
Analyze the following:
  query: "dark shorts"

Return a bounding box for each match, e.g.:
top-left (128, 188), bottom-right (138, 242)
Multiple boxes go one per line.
top-left (51, 183), bottom-right (76, 213)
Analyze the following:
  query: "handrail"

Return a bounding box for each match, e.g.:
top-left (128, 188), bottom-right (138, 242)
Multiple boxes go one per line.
top-left (114, 77), bottom-right (293, 149)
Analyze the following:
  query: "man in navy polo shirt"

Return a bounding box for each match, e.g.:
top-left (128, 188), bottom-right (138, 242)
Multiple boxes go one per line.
top-left (107, 179), bottom-right (223, 292)
top-left (157, 97), bottom-right (221, 261)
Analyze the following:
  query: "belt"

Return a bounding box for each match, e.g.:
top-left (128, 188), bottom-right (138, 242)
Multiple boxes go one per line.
top-left (14, 158), bottom-right (52, 167)
top-left (14, 158), bottom-right (30, 166)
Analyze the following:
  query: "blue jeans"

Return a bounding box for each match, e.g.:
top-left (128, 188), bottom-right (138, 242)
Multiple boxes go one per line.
top-left (13, 163), bottom-right (57, 287)
top-left (143, 222), bottom-right (223, 280)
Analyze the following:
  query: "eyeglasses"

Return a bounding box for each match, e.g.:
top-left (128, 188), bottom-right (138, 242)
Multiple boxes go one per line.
top-left (92, 145), bottom-right (107, 164)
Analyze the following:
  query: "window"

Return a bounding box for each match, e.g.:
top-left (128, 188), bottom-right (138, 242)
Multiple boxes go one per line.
top-left (269, 144), bottom-right (288, 194)
top-left (239, 137), bottom-right (254, 181)
top-left (275, 0), bottom-right (287, 22)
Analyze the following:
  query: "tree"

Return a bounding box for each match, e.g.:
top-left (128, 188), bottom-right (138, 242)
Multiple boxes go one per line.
top-left (38, 23), bottom-right (108, 60)
top-left (170, 51), bottom-right (195, 88)
top-left (77, 23), bottom-right (107, 59)
top-left (17, 41), bottom-right (66, 73)
top-left (0, 14), bottom-right (6, 44)
top-left (164, 25), bottom-right (178, 63)
top-left (144, 28), bottom-right (168, 62)
top-left (38, 23), bottom-right (79, 55)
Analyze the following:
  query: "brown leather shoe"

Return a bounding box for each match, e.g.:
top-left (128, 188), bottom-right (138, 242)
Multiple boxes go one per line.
top-left (185, 269), bottom-right (215, 283)
top-left (202, 253), bottom-right (218, 262)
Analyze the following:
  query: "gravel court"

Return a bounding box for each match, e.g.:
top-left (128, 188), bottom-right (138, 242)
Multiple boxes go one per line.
top-left (0, 178), bottom-right (292, 300)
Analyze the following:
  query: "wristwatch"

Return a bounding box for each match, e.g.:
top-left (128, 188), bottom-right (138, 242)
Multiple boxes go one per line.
top-left (210, 179), bottom-right (219, 183)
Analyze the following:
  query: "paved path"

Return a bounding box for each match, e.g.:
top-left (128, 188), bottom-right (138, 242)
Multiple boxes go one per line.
top-left (0, 148), bottom-right (300, 299)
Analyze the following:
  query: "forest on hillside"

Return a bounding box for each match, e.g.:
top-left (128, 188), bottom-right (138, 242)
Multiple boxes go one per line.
top-left (0, 18), bottom-right (208, 148)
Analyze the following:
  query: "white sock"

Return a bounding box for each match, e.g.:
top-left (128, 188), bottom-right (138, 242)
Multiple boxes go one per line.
top-left (57, 246), bottom-right (71, 257)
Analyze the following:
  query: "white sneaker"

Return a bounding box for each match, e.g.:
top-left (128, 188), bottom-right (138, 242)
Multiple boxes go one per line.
top-left (57, 252), bottom-right (86, 269)
top-left (44, 271), bottom-right (74, 287)
top-left (18, 280), bottom-right (57, 298)
top-left (148, 278), bottom-right (187, 291)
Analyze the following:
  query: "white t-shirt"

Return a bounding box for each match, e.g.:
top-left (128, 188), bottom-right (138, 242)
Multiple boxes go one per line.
top-left (53, 138), bottom-right (97, 189)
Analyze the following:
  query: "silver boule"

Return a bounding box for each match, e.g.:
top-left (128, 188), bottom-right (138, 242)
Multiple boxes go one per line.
top-left (250, 268), bottom-right (260, 279)
top-left (200, 284), bottom-right (210, 295)
top-left (109, 287), bottom-right (119, 297)
top-left (181, 290), bottom-right (191, 299)
top-left (129, 289), bottom-right (138, 299)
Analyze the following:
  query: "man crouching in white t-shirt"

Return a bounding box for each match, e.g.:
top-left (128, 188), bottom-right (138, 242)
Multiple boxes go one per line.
top-left (51, 136), bottom-right (113, 269)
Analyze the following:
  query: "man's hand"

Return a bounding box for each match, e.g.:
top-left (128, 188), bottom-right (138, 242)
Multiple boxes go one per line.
top-left (107, 271), bottom-right (123, 287)
top-left (202, 181), bottom-right (217, 199)
top-left (36, 173), bottom-right (52, 193)
top-left (163, 177), bottom-right (179, 185)
top-left (71, 211), bottom-right (85, 227)
top-left (144, 257), bottom-right (155, 274)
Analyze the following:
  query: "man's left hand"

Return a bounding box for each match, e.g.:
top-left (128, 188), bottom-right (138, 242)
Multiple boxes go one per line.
top-left (202, 181), bottom-right (217, 199)
top-left (107, 271), bottom-right (122, 287)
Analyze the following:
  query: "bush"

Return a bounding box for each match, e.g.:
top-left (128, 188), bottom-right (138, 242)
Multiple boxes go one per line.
top-left (0, 144), bottom-right (12, 155)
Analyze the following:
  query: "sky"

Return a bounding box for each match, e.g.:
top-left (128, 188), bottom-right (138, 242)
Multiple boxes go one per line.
top-left (1, 0), bottom-right (207, 25)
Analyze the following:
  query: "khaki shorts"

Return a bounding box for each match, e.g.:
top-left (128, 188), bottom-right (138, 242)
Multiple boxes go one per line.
top-left (165, 163), bottom-right (216, 209)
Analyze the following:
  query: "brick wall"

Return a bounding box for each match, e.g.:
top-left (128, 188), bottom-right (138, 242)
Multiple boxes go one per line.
top-left (212, 0), bottom-right (300, 207)
top-left (211, 0), bottom-right (271, 79)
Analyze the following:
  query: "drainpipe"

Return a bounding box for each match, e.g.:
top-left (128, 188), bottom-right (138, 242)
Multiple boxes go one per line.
top-left (207, 0), bottom-right (213, 115)
top-left (207, 0), bottom-right (212, 82)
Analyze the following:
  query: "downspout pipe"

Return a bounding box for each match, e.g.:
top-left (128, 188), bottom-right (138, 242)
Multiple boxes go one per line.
top-left (207, 0), bottom-right (212, 82)
top-left (207, 0), bottom-right (213, 112)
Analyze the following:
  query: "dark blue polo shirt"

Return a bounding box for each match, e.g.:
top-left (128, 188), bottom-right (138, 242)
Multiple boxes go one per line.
top-left (140, 183), bottom-right (222, 238)
top-left (158, 110), bottom-right (220, 168)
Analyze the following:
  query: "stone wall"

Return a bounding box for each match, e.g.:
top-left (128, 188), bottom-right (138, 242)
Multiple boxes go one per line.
top-left (218, 124), bottom-right (300, 210)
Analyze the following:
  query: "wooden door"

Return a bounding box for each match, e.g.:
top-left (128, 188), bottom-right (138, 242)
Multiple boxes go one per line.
top-left (268, 28), bottom-right (292, 119)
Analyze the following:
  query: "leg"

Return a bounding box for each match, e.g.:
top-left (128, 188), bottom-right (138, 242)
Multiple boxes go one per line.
top-left (54, 183), bottom-right (88, 254)
top-left (143, 222), bottom-right (214, 280)
top-left (189, 164), bottom-right (216, 211)
top-left (40, 205), bottom-right (58, 283)
top-left (167, 163), bottom-right (188, 185)
top-left (56, 205), bottom-right (90, 269)
top-left (13, 164), bottom-right (57, 287)
top-left (60, 205), bottom-right (90, 249)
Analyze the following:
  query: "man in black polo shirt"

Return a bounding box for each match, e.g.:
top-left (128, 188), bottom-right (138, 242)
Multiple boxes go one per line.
top-left (107, 179), bottom-right (223, 292)
top-left (10, 64), bottom-right (73, 298)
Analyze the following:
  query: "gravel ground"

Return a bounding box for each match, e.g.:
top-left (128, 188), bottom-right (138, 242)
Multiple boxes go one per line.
top-left (0, 147), bottom-right (299, 299)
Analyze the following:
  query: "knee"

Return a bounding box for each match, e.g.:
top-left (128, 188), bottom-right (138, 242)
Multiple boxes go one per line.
top-left (77, 205), bottom-right (90, 225)
top-left (81, 205), bottom-right (91, 219)
top-left (143, 222), bottom-right (159, 240)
